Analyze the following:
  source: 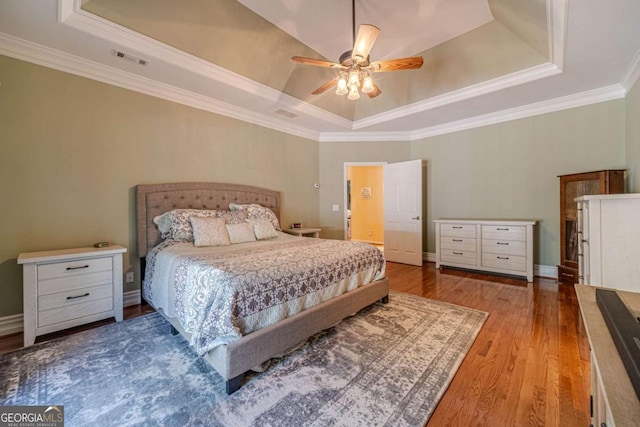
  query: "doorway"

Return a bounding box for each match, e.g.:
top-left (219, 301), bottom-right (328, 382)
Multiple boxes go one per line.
top-left (344, 163), bottom-right (386, 249)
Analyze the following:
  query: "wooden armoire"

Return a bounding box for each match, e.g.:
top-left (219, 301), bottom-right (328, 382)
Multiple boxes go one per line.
top-left (557, 170), bottom-right (625, 285)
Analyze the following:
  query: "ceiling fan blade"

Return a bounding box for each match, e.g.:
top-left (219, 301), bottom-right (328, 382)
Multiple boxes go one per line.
top-left (352, 24), bottom-right (380, 63)
top-left (291, 56), bottom-right (343, 69)
top-left (367, 83), bottom-right (382, 98)
top-left (369, 56), bottom-right (424, 72)
top-left (311, 76), bottom-right (340, 95)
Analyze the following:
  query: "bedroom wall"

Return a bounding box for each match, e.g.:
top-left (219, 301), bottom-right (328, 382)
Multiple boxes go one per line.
top-left (626, 78), bottom-right (640, 192)
top-left (0, 55), bottom-right (319, 318)
top-left (411, 101), bottom-right (626, 267)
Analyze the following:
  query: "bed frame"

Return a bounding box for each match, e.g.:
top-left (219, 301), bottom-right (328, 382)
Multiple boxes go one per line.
top-left (135, 182), bottom-right (389, 394)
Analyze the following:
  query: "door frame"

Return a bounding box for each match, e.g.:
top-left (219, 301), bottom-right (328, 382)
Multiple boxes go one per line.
top-left (343, 162), bottom-right (387, 241)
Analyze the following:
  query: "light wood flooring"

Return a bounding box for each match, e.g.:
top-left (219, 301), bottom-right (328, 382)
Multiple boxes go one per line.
top-left (0, 262), bottom-right (590, 426)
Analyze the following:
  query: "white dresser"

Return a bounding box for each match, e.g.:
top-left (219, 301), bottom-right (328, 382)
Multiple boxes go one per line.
top-left (18, 245), bottom-right (126, 347)
top-left (434, 219), bottom-right (536, 282)
top-left (576, 194), bottom-right (640, 292)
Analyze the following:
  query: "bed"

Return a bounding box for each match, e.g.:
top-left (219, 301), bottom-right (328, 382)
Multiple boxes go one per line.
top-left (136, 182), bottom-right (389, 394)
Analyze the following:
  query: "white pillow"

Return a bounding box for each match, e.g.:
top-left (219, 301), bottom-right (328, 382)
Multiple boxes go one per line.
top-left (190, 217), bottom-right (231, 247)
top-left (226, 222), bottom-right (257, 244)
top-left (247, 217), bottom-right (279, 240)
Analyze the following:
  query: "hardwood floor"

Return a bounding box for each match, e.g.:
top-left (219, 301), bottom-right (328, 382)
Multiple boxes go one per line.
top-left (0, 262), bottom-right (590, 426)
top-left (385, 262), bottom-right (590, 427)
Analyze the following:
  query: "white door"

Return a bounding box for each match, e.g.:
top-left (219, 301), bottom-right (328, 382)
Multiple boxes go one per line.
top-left (383, 159), bottom-right (423, 266)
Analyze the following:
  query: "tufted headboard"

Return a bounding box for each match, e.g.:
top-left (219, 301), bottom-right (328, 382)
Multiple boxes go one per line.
top-left (135, 182), bottom-right (281, 257)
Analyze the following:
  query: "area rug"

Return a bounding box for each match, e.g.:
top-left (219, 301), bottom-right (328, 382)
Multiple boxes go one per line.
top-left (0, 291), bottom-right (487, 426)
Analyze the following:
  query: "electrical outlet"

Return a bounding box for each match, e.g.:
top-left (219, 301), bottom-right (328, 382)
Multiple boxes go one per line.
top-left (332, 204), bottom-right (340, 212)
top-left (125, 272), bottom-right (134, 283)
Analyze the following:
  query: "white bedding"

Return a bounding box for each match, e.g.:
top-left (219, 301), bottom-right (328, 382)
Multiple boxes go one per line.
top-left (144, 233), bottom-right (386, 355)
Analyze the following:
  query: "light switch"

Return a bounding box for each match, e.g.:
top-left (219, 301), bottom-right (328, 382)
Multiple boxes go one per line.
top-left (332, 204), bottom-right (340, 212)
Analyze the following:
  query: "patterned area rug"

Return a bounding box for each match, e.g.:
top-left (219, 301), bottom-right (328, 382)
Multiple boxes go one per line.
top-left (0, 291), bottom-right (487, 426)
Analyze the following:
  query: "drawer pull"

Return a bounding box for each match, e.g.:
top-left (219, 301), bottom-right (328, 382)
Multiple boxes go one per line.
top-left (496, 228), bottom-right (509, 231)
top-left (453, 252), bottom-right (463, 255)
top-left (452, 239), bottom-right (463, 242)
top-left (66, 293), bottom-right (90, 300)
top-left (561, 272), bottom-right (573, 277)
top-left (496, 242), bottom-right (509, 245)
top-left (497, 256), bottom-right (509, 260)
top-left (66, 265), bottom-right (89, 271)
top-left (452, 226), bottom-right (463, 229)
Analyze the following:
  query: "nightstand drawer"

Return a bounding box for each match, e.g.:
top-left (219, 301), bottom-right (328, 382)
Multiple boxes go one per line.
top-left (482, 239), bottom-right (526, 256)
top-left (37, 271), bottom-right (113, 296)
top-left (38, 297), bottom-right (114, 328)
top-left (37, 256), bottom-right (112, 280)
top-left (38, 283), bottom-right (113, 312)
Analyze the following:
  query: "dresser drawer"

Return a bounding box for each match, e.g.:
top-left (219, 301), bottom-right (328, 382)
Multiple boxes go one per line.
top-left (440, 224), bottom-right (476, 238)
top-left (37, 256), bottom-right (113, 280)
top-left (482, 239), bottom-right (526, 256)
top-left (38, 297), bottom-right (114, 328)
top-left (441, 236), bottom-right (476, 251)
top-left (441, 248), bottom-right (477, 266)
top-left (38, 283), bottom-right (113, 312)
top-left (482, 254), bottom-right (526, 271)
top-left (481, 225), bottom-right (525, 241)
top-left (37, 271), bottom-right (113, 296)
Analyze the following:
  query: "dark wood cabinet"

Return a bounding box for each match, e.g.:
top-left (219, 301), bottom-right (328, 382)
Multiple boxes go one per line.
top-left (557, 170), bottom-right (625, 285)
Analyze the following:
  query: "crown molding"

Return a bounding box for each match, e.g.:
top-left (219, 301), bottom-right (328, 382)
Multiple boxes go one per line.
top-left (57, 0), bottom-right (351, 130)
top-left (548, 0), bottom-right (568, 71)
top-left (320, 85), bottom-right (626, 142)
top-left (0, 32), bottom-right (320, 142)
top-left (621, 49), bottom-right (640, 93)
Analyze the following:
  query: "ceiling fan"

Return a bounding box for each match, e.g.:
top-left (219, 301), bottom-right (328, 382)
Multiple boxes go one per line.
top-left (290, 0), bottom-right (424, 100)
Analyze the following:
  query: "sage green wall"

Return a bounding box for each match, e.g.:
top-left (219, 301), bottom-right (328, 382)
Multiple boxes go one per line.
top-left (318, 142), bottom-right (411, 240)
top-left (0, 55), bottom-right (319, 317)
top-left (626, 78), bottom-right (640, 192)
top-left (410, 101), bottom-right (626, 266)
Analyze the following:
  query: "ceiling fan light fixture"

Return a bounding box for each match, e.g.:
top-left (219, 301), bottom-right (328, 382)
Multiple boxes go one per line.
top-left (348, 69), bottom-right (360, 85)
top-left (336, 76), bottom-right (348, 96)
top-left (347, 84), bottom-right (360, 100)
top-left (362, 74), bottom-right (374, 94)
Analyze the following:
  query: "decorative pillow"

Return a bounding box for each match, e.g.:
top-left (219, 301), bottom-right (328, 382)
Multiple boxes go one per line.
top-left (153, 209), bottom-right (248, 241)
top-left (226, 222), bottom-right (257, 244)
top-left (247, 217), bottom-right (279, 240)
top-left (190, 217), bottom-right (231, 247)
top-left (228, 203), bottom-right (280, 231)
top-left (153, 209), bottom-right (218, 241)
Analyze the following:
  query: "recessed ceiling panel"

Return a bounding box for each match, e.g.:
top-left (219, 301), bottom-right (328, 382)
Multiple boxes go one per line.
top-left (236, 0), bottom-right (495, 61)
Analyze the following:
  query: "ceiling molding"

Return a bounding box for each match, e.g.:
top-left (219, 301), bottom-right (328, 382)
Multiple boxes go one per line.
top-left (352, 63), bottom-right (561, 131)
top-left (320, 85), bottom-right (626, 142)
top-left (548, 0), bottom-right (568, 70)
top-left (0, 31), bottom-right (320, 142)
top-left (621, 49), bottom-right (640, 93)
top-left (57, 0), bottom-right (352, 130)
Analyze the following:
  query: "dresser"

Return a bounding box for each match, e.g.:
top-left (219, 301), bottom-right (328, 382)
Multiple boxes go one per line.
top-left (576, 194), bottom-right (640, 292)
top-left (575, 285), bottom-right (640, 427)
top-left (434, 219), bottom-right (536, 282)
top-left (18, 245), bottom-right (126, 347)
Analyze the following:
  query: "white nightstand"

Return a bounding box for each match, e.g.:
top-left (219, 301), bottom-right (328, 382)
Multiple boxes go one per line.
top-left (18, 245), bottom-right (127, 347)
top-left (282, 227), bottom-right (322, 238)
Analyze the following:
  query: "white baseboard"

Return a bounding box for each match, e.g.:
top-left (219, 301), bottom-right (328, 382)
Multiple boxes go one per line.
top-left (425, 252), bottom-right (436, 263)
top-left (535, 264), bottom-right (558, 279)
top-left (123, 289), bottom-right (141, 307)
top-left (0, 289), bottom-right (143, 337)
top-left (0, 313), bottom-right (23, 336)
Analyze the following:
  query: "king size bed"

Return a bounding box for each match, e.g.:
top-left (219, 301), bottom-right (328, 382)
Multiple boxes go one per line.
top-left (136, 182), bottom-right (389, 394)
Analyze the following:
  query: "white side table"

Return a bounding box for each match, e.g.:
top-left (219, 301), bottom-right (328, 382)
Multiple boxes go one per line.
top-left (18, 245), bottom-right (127, 347)
top-left (282, 228), bottom-right (322, 238)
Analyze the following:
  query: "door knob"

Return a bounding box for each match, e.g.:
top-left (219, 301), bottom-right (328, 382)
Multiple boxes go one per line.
top-left (412, 216), bottom-right (420, 220)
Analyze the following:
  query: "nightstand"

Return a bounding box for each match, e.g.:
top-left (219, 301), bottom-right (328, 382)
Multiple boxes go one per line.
top-left (282, 227), bottom-right (322, 238)
top-left (18, 245), bottom-right (127, 347)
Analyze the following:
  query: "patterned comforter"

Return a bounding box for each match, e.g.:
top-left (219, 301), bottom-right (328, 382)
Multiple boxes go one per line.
top-left (144, 234), bottom-right (386, 355)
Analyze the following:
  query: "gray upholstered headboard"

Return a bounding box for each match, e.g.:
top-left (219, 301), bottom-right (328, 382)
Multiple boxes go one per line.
top-left (136, 182), bottom-right (281, 257)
